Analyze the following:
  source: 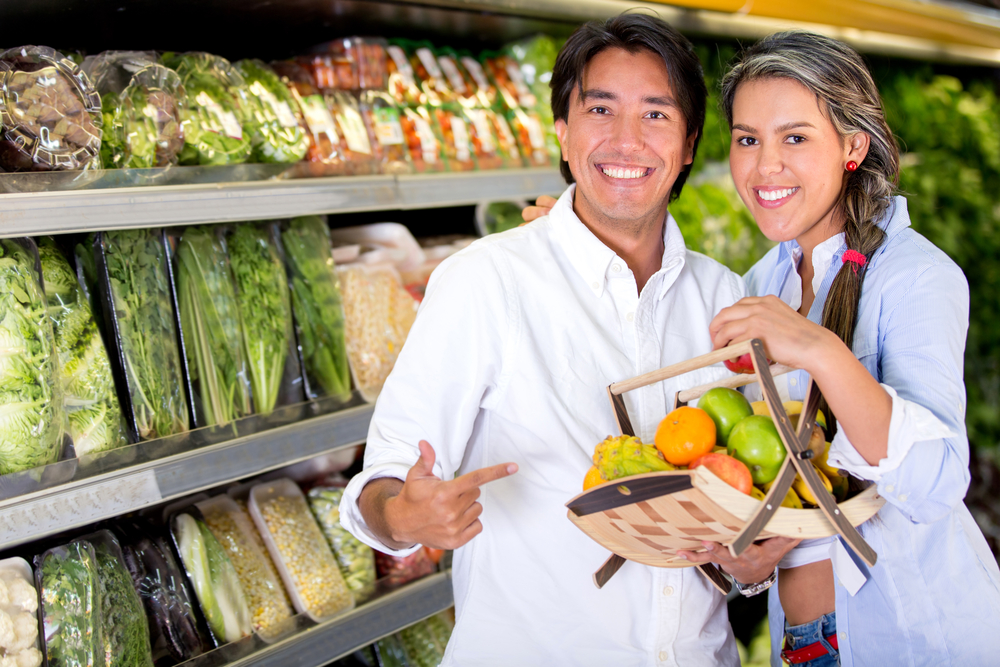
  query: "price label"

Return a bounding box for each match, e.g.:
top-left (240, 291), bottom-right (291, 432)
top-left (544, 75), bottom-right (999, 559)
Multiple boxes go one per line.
top-left (460, 57), bottom-right (491, 92)
top-left (302, 96), bottom-right (339, 142)
top-left (450, 116), bottom-right (471, 162)
top-left (416, 48), bottom-right (445, 81)
top-left (413, 116), bottom-right (439, 163)
top-left (339, 104), bottom-right (372, 154)
top-left (467, 109), bottom-right (495, 154)
top-left (374, 107), bottom-right (404, 146)
top-left (505, 61), bottom-right (537, 108)
top-left (196, 91), bottom-right (243, 139)
top-left (387, 46), bottom-right (416, 88)
top-left (251, 82), bottom-right (300, 128)
top-left (438, 56), bottom-right (468, 95)
top-left (525, 114), bottom-right (545, 149)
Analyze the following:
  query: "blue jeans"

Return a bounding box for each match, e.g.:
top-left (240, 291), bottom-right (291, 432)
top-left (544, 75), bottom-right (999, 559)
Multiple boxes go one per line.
top-left (783, 611), bottom-right (839, 666)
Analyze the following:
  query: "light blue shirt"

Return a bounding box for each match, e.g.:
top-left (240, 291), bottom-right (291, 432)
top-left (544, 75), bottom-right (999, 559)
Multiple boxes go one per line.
top-left (744, 196), bottom-right (1000, 667)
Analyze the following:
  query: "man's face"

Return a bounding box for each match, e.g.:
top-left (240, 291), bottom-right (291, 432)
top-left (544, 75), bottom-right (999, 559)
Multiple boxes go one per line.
top-left (555, 47), bottom-right (696, 231)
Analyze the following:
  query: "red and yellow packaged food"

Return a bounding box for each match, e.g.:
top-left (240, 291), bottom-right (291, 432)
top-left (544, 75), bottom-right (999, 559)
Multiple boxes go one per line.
top-left (271, 60), bottom-right (346, 176)
top-left (298, 54), bottom-right (338, 91)
top-left (405, 41), bottom-right (455, 106)
top-left (385, 44), bottom-right (421, 106)
top-left (311, 37), bottom-right (388, 91)
top-left (483, 52), bottom-right (537, 111)
top-left (435, 49), bottom-right (477, 108)
top-left (325, 90), bottom-right (377, 174)
top-left (463, 107), bottom-right (503, 170)
top-left (457, 52), bottom-right (500, 109)
top-left (509, 107), bottom-right (551, 167)
top-left (399, 106), bottom-right (445, 173)
top-left (432, 106), bottom-right (475, 171)
top-left (485, 108), bottom-right (523, 167)
top-left (359, 90), bottom-right (412, 174)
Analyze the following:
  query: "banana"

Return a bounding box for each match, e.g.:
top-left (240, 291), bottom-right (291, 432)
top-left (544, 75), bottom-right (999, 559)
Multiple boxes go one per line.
top-left (751, 399), bottom-right (827, 429)
top-left (762, 478), bottom-right (805, 509)
top-left (814, 441), bottom-right (843, 480)
top-left (750, 486), bottom-right (766, 501)
top-left (793, 463), bottom-right (834, 505)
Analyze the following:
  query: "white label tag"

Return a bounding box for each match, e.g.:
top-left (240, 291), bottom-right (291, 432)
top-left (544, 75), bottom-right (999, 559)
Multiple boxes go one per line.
top-left (413, 116), bottom-right (438, 163)
top-left (506, 61), bottom-right (534, 105)
top-left (374, 108), bottom-right (405, 145)
top-left (302, 96), bottom-right (339, 142)
top-left (339, 104), bottom-right (372, 154)
top-left (0, 470), bottom-right (162, 546)
top-left (387, 46), bottom-right (416, 88)
top-left (525, 114), bottom-right (545, 149)
top-left (251, 82), bottom-right (299, 128)
top-left (416, 48), bottom-right (444, 81)
top-left (438, 57), bottom-right (468, 95)
top-left (197, 90), bottom-right (243, 139)
top-left (450, 116), bottom-right (471, 162)
top-left (467, 109), bottom-right (494, 154)
top-left (495, 114), bottom-right (517, 147)
top-left (460, 57), bottom-right (490, 92)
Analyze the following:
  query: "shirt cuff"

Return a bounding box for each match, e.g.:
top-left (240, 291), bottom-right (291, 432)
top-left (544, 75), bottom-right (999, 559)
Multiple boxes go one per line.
top-left (339, 462), bottom-right (423, 557)
top-left (777, 537), bottom-right (868, 596)
top-left (826, 384), bottom-right (955, 482)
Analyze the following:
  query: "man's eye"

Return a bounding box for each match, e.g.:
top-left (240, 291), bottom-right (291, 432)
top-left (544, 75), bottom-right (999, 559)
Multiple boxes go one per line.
top-left (735, 136), bottom-right (757, 146)
top-left (646, 111), bottom-right (668, 120)
top-left (589, 106), bottom-right (611, 115)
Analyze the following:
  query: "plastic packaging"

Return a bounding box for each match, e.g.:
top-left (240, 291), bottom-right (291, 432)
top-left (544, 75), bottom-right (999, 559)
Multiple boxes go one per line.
top-left (325, 91), bottom-right (377, 174)
top-left (196, 496), bottom-right (294, 640)
top-left (95, 229), bottom-right (190, 442)
top-left (399, 106), bottom-right (445, 173)
top-left (434, 50), bottom-right (475, 106)
top-left (82, 531), bottom-right (154, 667)
top-left (404, 42), bottom-right (454, 106)
top-left (482, 53), bottom-right (536, 111)
top-left (431, 106), bottom-right (475, 171)
top-left (307, 486), bottom-right (377, 600)
top-left (373, 635), bottom-right (409, 667)
top-left (36, 540), bottom-right (105, 667)
top-left (358, 90), bottom-right (412, 175)
top-left (233, 60), bottom-right (309, 164)
top-left (461, 107), bottom-right (503, 170)
top-left (398, 617), bottom-right (447, 667)
top-left (116, 519), bottom-right (208, 666)
top-left (0, 46), bottom-right (102, 172)
top-left (280, 216), bottom-right (352, 401)
top-left (328, 223), bottom-right (426, 275)
top-left (384, 44), bottom-right (421, 106)
top-left (0, 238), bottom-right (65, 476)
top-left (0, 558), bottom-right (43, 667)
top-left (457, 53), bottom-right (499, 109)
top-left (374, 548), bottom-right (435, 588)
top-left (170, 509), bottom-right (253, 646)
top-left (225, 222), bottom-right (303, 415)
top-left (38, 237), bottom-right (128, 457)
top-left (82, 51), bottom-right (185, 169)
top-left (270, 61), bottom-right (344, 175)
top-left (508, 107), bottom-right (550, 167)
top-left (248, 478), bottom-right (354, 622)
top-left (161, 53), bottom-right (251, 166)
top-left (175, 226), bottom-right (252, 427)
top-left (312, 38), bottom-right (388, 91)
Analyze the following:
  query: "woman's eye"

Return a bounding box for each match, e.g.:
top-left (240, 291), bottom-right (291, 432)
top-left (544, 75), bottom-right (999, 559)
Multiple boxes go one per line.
top-left (735, 136), bottom-right (757, 147)
top-left (787, 135), bottom-right (806, 144)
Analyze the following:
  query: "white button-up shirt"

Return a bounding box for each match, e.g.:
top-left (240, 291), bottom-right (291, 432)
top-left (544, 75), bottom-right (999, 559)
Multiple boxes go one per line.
top-left (341, 185), bottom-right (745, 666)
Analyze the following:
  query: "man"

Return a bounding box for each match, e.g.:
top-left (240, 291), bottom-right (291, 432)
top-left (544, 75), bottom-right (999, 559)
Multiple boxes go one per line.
top-left (340, 14), bottom-right (744, 665)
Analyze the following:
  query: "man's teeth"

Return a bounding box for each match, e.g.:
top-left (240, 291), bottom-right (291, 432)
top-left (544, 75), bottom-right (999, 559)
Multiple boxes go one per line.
top-left (602, 167), bottom-right (646, 179)
top-left (758, 188), bottom-right (797, 201)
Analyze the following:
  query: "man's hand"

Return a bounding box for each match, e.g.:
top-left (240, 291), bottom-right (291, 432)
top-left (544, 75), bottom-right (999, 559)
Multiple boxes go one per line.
top-left (520, 195), bottom-right (558, 224)
top-left (360, 440), bottom-right (518, 551)
top-left (676, 537), bottom-right (800, 585)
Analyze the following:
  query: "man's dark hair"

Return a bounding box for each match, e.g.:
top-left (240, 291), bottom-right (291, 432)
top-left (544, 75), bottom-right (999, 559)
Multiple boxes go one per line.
top-left (551, 13), bottom-right (707, 200)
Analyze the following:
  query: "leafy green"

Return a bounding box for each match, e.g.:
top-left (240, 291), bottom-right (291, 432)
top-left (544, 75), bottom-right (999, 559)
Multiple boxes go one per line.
top-left (39, 238), bottom-right (127, 455)
top-left (233, 60), bottom-right (309, 164)
top-left (227, 224), bottom-right (292, 415)
top-left (103, 230), bottom-right (189, 440)
top-left (0, 239), bottom-right (64, 475)
top-left (92, 536), bottom-right (153, 667)
top-left (176, 226), bottom-right (252, 426)
top-left (38, 541), bottom-right (105, 667)
top-left (281, 216), bottom-right (351, 399)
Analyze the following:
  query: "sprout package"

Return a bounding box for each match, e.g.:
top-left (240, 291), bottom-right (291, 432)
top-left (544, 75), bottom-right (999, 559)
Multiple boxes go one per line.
top-left (0, 558), bottom-right (43, 667)
top-left (0, 238), bottom-right (65, 476)
top-left (82, 51), bottom-right (185, 170)
top-left (358, 90), bottom-right (412, 175)
top-left (0, 46), bottom-right (102, 172)
top-left (233, 60), bottom-right (309, 164)
top-left (307, 486), bottom-right (377, 601)
top-left (36, 540), bottom-right (104, 667)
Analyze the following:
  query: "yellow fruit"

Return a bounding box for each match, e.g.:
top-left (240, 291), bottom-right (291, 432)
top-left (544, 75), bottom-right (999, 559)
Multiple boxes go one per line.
top-left (814, 441), bottom-right (843, 480)
top-left (583, 466), bottom-right (606, 491)
top-left (830, 473), bottom-right (849, 502)
top-left (712, 446), bottom-right (728, 454)
top-left (751, 400), bottom-right (827, 430)
top-left (750, 486), bottom-right (766, 501)
top-left (793, 464), bottom-right (834, 505)
top-left (762, 479), bottom-right (805, 509)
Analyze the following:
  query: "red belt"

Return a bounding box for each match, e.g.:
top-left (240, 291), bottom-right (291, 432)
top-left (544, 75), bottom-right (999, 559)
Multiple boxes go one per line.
top-left (781, 633), bottom-right (839, 665)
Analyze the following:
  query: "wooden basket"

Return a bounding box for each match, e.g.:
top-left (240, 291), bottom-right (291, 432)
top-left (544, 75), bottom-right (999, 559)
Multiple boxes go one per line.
top-left (565, 339), bottom-right (885, 592)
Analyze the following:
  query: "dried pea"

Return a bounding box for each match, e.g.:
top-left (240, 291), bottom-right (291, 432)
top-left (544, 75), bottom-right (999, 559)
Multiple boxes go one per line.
top-left (307, 487), bottom-right (376, 601)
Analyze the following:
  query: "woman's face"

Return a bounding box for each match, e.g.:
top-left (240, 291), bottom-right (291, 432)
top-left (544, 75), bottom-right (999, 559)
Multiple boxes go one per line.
top-left (729, 77), bottom-right (867, 251)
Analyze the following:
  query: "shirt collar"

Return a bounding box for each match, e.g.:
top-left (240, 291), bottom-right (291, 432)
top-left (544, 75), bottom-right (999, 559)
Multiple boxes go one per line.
top-left (547, 184), bottom-right (687, 300)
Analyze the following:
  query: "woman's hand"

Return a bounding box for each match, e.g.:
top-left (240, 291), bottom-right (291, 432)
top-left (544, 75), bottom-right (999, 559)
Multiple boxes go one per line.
top-left (521, 195), bottom-right (557, 223)
top-left (676, 537), bottom-right (800, 584)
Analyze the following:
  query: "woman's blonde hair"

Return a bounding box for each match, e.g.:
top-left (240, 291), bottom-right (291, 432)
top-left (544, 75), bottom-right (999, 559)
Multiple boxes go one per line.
top-left (722, 31), bottom-right (900, 433)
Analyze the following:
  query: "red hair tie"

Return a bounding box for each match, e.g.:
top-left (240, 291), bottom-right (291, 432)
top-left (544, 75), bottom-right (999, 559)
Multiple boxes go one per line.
top-left (842, 249), bottom-right (867, 274)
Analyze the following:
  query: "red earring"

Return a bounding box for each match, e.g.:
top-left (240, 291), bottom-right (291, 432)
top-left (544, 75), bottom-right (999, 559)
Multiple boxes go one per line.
top-left (846, 161), bottom-right (858, 172)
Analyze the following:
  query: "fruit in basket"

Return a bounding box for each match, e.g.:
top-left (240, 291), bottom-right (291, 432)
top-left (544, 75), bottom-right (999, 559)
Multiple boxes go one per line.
top-left (591, 435), bottom-right (674, 483)
top-left (689, 453), bottom-right (753, 495)
top-left (723, 353), bottom-right (756, 374)
top-left (751, 400), bottom-right (827, 430)
top-left (750, 486), bottom-right (766, 501)
top-left (727, 415), bottom-right (786, 485)
top-left (698, 387), bottom-right (753, 447)
top-left (761, 479), bottom-right (805, 509)
top-left (655, 407), bottom-right (716, 465)
top-left (583, 465), bottom-right (606, 490)
top-left (793, 464), bottom-right (834, 506)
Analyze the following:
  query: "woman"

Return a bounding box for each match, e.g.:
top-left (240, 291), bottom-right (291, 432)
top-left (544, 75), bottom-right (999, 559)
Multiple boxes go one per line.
top-left (524, 32), bottom-right (1000, 666)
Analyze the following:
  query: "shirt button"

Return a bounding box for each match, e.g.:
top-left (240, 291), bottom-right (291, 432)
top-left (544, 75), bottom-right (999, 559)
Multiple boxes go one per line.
top-left (662, 585), bottom-right (674, 596)
top-left (611, 263), bottom-right (622, 273)
top-left (591, 281), bottom-right (600, 290)
top-left (658, 651), bottom-right (668, 662)
top-left (898, 493), bottom-right (908, 502)
top-left (626, 312), bottom-right (634, 323)
top-left (790, 377), bottom-right (797, 386)
top-left (840, 632), bottom-right (847, 640)
top-left (885, 484), bottom-right (894, 493)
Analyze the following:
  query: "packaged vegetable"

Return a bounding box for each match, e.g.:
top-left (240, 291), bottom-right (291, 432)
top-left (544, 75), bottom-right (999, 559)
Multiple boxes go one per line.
top-left (82, 531), bottom-right (154, 667)
top-left (398, 618), bottom-right (446, 667)
top-left (373, 635), bottom-right (408, 667)
top-left (171, 510), bottom-right (253, 646)
top-left (403, 41), bottom-right (454, 106)
top-left (233, 60), bottom-right (309, 164)
top-left (82, 52), bottom-right (184, 169)
top-left (175, 226), bottom-right (252, 427)
top-left (374, 548), bottom-right (435, 588)
top-left (457, 53), bottom-right (498, 109)
top-left (116, 519), bottom-right (208, 666)
top-left (38, 237), bottom-right (127, 456)
top-left (161, 53), bottom-right (251, 166)
top-left (0, 46), bottom-right (102, 172)
top-left (432, 106), bottom-right (474, 171)
top-left (0, 558), bottom-right (42, 667)
top-left (96, 229), bottom-right (190, 442)
top-left (506, 36), bottom-right (561, 164)
top-left (280, 216), bottom-right (351, 400)
top-left (336, 263), bottom-right (416, 401)
top-left (309, 37), bottom-right (387, 91)
top-left (508, 107), bottom-right (550, 167)
top-left (399, 106), bottom-right (444, 173)
top-left (248, 478), bottom-right (354, 621)
top-left (461, 107), bottom-right (503, 170)
top-left (226, 223), bottom-right (302, 415)
top-left (435, 49), bottom-right (477, 108)
top-left (358, 90), bottom-right (412, 175)
top-left (36, 540), bottom-right (105, 667)
top-left (270, 61), bottom-right (345, 175)
top-left (384, 44), bottom-right (420, 106)
top-left (482, 53), bottom-right (536, 111)
top-left (325, 91), bottom-right (377, 174)
top-left (485, 109), bottom-right (522, 167)
top-left (0, 238), bottom-right (65, 476)
top-left (196, 496), bottom-right (293, 640)
top-left (307, 486), bottom-right (377, 601)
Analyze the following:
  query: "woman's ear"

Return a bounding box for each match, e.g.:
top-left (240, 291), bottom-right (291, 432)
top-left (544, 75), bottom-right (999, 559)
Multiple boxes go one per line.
top-left (847, 132), bottom-right (871, 166)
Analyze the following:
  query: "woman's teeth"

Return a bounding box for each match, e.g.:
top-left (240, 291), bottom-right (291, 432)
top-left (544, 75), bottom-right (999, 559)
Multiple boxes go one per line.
top-left (758, 187), bottom-right (797, 201)
top-left (602, 167), bottom-right (647, 179)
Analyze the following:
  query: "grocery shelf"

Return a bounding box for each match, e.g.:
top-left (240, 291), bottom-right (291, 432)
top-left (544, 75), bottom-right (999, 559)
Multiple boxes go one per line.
top-left (0, 400), bottom-right (375, 551)
top-left (0, 168), bottom-right (565, 237)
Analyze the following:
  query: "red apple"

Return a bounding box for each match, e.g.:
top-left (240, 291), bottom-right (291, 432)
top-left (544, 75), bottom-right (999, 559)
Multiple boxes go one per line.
top-left (723, 352), bottom-right (773, 374)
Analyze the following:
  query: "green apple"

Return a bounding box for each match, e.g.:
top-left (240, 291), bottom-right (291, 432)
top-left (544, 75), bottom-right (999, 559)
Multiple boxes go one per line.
top-left (698, 387), bottom-right (753, 447)
top-left (727, 415), bottom-right (787, 485)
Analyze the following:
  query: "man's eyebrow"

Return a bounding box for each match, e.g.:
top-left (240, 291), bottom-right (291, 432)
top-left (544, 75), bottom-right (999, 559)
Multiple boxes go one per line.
top-left (579, 89), bottom-right (679, 108)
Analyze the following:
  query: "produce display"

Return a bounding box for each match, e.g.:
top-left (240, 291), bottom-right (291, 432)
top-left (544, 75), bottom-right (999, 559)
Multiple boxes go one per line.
top-left (373, 635), bottom-right (409, 667)
top-left (358, 90), bottom-right (412, 175)
top-left (280, 216), bottom-right (351, 400)
top-left (0, 239), bottom-right (64, 476)
top-left (431, 106), bottom-right (474, 171)
top-left (37, 541), bottom-right (104, 667)
top-left (312, 37), bottom-right (388, 91)
top-left (399, 106), bottom-right (445, 173)
top-left (98, 230), bottom-right (189, 441)
top-left (248, 479), bottom-right (354, 621)
top-left (171, 511), bottom-right (253, 646)
top-left (38, 238), bottom-right (127, 456)
top-left (225, 223), bottom-right (296, 415)
top-left (175, 226), bottom-right (252, 427)
top-left (270, 61), bottom-right (345, 173)
top-left (0, 558), bottom-right (42, 667)
top-left (87, 532), bottom-right (154, 667)
top-left (233, 60), bottom-right (309, 164)
top-left (398, 616), bottom-right (448, 667)
top-left (307, 486), bottom-right (377, 600)
top-left (197, 496), bottom-right (293, 640)
top-left (0, 46), bottom-right (102, 172)
top-left (83, 52), bottom-right (185, 170)
top-left (324, 91), bottom-right (376, 174)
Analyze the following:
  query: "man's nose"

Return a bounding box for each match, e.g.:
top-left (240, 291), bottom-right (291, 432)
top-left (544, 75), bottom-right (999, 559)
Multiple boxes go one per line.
top-left (610, 114), bottom-right (644, 153)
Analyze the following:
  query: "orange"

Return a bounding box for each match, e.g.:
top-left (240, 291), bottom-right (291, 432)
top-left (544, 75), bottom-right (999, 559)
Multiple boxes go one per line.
top-left (654, 406), bottom-right (716, 466)
top-left (583, 465), bottom-right (606, 491)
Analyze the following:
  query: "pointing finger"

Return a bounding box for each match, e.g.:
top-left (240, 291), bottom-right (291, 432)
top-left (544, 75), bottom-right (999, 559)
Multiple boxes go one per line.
top-left (453, 461), bottom-right (518, 493)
